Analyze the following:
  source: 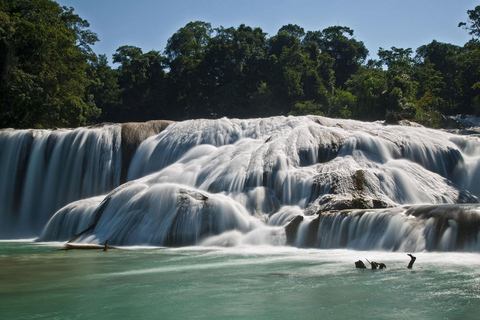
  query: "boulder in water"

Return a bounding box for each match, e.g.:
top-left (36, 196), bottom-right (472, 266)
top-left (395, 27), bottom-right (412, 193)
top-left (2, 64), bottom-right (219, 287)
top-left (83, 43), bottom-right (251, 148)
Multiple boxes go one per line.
top-left (355, 260), bottom-right (367, 268)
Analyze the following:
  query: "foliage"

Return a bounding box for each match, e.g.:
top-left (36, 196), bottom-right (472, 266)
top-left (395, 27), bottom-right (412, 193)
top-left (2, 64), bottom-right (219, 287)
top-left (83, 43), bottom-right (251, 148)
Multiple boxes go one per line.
top-left (2, 2), bottom-right (480, 128)
top-left (459, 5), bottom-right (480, 38)
top-left (317, 26), bottom-right (368, 88)
top-left (86, 54), bottom-right (121, 122)
top-left (345, 66), bottom-right (387, 119)
top-left (112, 46), bottom-right (168, 122)
top-left (290, 100), bottom-right (324, 116)
top-left (0, 0), bottom-right (100, 128)
top-left (377, 47), bottom-right (418, 117)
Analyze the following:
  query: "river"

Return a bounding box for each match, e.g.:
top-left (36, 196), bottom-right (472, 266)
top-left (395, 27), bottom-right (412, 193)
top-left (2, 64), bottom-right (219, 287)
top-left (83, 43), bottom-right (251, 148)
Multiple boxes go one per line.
top-left (1, 240), bottom-right (479, 319)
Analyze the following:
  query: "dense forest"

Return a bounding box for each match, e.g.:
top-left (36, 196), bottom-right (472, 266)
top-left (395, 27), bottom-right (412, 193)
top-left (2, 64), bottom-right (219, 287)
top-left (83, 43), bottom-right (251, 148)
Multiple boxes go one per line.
top-left (1, 0), bottom-right (480, 129)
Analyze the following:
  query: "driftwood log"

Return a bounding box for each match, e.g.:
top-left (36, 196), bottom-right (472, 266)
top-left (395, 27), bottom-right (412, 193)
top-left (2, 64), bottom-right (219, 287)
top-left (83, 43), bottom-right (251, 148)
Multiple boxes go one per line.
top-left (54, 239), bottom-right (115, 251)
top-left (366, 259), bottom-right (386, 269)
top-left (407, 254), bottom-right (416, 269)
top-left (356, 254), bottom-right (417, 270)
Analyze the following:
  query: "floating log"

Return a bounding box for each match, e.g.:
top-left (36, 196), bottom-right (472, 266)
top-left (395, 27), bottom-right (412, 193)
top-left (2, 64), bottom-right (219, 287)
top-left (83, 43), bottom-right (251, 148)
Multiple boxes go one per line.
top-left (366, 259), bottom-right (386, 269)
top-left (54, 239), bottom-right (115, 251)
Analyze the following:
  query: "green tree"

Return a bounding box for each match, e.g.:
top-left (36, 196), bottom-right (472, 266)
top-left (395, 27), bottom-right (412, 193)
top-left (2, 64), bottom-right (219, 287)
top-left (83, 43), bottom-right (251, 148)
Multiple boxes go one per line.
top-left (459, 5), bottom-right (480, 38)
top-left (165, 21), bottom-right (212, 118)
top-left (416, 41), bottom-right (460, 113)
top-left (0, 0), bottom-right (100, 128)
top-left (112, 46), bottom-right (168, 122)
top-left (301, 38), bottom-right (335, 99)
top-left (346, 65), bottom-right (387, 119)
top-left (454, 39), bottom-right (480, 115)
top-left (267, 26), bottom-right (335, 115)
top-left (377, 47), bottom-right (418, 116)
top-left (456, 6), bottom-right (480, 115)
top-left (86, 54), bottom-right (121, 122)
top-left (413, 61), bottom-right (445, 127)
top-left (317, 26), bottom-right (368, 88)
top-left (202, 24), bottom-right (267, 118)
top-left (290, 100), bottom-right (324, 116)
top-left (279, 24), bottom-right (305, 39)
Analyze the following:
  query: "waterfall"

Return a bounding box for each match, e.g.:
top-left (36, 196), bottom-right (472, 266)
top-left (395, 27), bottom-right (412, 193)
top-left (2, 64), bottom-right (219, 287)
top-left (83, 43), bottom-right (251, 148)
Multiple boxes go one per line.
top-left (0, 125), bottom-right (122, 238)
top-left (286, 205), bottom-right (480, 252)
top-left (3, 116), bottom-right (480, 251)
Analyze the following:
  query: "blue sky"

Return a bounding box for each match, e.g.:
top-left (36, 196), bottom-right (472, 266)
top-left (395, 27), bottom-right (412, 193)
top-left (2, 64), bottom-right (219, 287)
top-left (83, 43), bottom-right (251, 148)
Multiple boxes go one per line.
top-left (56, 0), bottom-right (478, 62)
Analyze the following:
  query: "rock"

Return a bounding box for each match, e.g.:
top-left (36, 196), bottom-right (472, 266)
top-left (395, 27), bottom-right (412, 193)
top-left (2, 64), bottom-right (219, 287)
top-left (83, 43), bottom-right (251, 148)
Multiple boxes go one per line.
top-left (285, 215), bottom-right (304, 245)
top-left (355, 260), bottom-right (366, 268)
top-left (121, 120), bottom-right (173, 183)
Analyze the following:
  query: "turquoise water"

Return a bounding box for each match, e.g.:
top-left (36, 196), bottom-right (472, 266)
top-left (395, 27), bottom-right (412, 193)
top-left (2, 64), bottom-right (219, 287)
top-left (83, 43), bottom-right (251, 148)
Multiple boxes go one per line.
top-left (1, 241), bottom-right (480, 319)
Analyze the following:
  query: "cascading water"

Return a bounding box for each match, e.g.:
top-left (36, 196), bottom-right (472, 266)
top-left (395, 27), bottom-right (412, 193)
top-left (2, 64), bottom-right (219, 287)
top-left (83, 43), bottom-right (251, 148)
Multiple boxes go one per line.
top-left (3, 115), bottom-right (480, 251)
top-left (0, 124), bottom-right (122, 238)
top-left (288, 204), bottom-right (480, 252)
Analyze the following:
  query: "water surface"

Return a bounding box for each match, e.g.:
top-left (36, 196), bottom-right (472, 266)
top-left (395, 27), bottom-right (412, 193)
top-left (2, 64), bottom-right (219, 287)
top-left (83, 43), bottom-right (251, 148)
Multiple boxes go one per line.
top-left (1, 241), bottom-right (479, 319)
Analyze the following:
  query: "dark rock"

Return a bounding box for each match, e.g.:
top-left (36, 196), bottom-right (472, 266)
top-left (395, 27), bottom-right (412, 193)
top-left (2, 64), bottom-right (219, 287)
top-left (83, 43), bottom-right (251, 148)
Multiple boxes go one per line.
top-left (318, 197), bottom-right (391, 211)
top-left (385, 110), bottom-right (403, 125)
top-left (355, 260), bottom-right (367, 268)
top-left (285, 215), bottom-right (304, 245)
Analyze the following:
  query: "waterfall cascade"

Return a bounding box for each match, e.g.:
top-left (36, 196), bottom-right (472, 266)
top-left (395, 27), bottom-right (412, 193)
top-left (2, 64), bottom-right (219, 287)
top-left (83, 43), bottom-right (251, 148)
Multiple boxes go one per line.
top-left (0, 120), bottom-right (170, 238)
top-left (0, 124), bottom-right (122, 238)
top-left (2, 116), bottom-right (480, 251)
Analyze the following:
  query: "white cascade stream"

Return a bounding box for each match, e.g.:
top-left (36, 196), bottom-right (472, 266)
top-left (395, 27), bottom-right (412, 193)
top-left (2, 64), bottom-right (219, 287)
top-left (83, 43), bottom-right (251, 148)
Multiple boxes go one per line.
top-left (2, 116), bottom-right (480, 250)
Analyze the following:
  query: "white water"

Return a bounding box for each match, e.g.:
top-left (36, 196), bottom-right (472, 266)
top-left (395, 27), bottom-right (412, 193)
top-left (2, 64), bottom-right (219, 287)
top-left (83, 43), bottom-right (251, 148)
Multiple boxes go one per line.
top-left (0, 125), bottom-right (122, 238)
top-left (2, 116), bottom-right (480, 250)
top-left (293, 205), bottom-right (480, 252)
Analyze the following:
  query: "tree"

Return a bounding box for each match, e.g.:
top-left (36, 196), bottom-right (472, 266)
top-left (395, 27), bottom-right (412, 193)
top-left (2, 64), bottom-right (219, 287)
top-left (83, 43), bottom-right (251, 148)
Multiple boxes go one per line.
top-left (0, 0), bottom-right (100, 128)
top-left (112, 46), bottom-right (168, 122)
top-left (459, 5), bottom-right (480, 38)
top-left (346, 65), bottom-right (387, 119)
top-left (377, 47), bottom-right (418, 116)
top-left (202, 24), bottom-right (267, 117)
top-left (457, 6), bottom-right (480, 115)
top-left (302, 35), bottom-right (335, 97)
top-left (454, 39), bottom-right (480, 115)
top-left (279, 24), bottom-right (305, 39)
top-left (265, 26), bottom-right (335, 115)
top-left (414, 61), bottom-right (445, 127)
top-left (165, 21), bottom-right (213, 118)
top-left (266, 28), bottom-right (307, 114)
top-left (416, 41), bottom-right (460, 113)
top-left (86, 54), bottom-right (121, 122)
top-left (317, 26), bottom-right (368, 88)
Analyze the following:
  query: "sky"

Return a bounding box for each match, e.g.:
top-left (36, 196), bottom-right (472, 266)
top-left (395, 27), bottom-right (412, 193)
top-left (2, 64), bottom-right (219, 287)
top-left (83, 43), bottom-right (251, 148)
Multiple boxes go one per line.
top-left (56, 0), bottom-right (478, 63)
